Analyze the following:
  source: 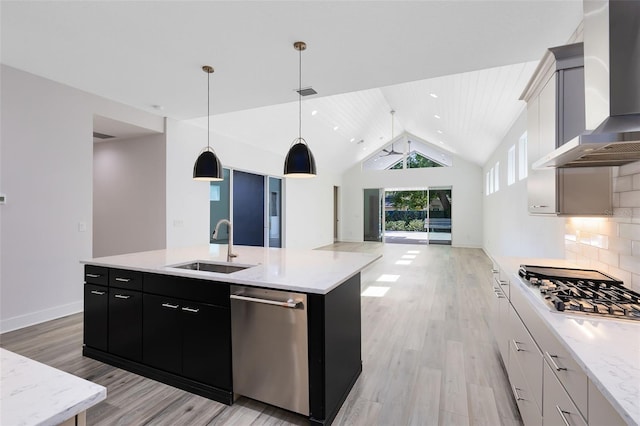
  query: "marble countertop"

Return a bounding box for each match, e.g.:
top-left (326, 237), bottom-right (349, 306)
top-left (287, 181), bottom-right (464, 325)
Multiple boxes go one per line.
top-left (82, 244), bottom-right (381, 295)
top-left (0, 348), bottom-right (106, 426)
top-left (495, 256), bottom-right (640, 426)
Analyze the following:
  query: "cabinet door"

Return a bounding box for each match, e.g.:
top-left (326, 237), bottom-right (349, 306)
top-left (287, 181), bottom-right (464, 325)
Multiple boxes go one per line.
top-left (528, 74), bottom-right (558, 214)
top-left (543, 361), bottom-right (586, 426)
top-left (491, 286), bottom-right (509, 363)
top-left (143, 294), bottom-right (182, 374)
top-left (84, 284), bottom-right (108, 352)
top-left (108, 289), bottom-right (142, 362)
top-left (181, 302), bottom-right (232, 390)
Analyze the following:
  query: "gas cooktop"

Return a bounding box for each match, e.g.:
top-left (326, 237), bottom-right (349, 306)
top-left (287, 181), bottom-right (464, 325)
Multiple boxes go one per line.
top-left (518, 265), bottom-right (640, 321)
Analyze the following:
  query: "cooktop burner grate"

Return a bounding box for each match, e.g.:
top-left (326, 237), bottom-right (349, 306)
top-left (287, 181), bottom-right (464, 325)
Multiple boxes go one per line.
top-left (519, 265), bottom-right (640, 321)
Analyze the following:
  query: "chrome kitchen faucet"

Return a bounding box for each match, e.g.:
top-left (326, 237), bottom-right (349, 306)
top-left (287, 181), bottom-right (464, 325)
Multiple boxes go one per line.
top-left (212, 219), bottom-right (238, 262)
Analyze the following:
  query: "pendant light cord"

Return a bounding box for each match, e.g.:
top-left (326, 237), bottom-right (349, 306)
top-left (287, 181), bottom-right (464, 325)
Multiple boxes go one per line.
top-left (298, 45), bottom-right (302, 141)
top-left (207, 70), bottom-right (211, 150)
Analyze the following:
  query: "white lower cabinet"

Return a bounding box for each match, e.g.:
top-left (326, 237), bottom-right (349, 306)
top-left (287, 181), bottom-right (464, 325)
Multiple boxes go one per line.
top-left (587, 381), bottom-right (627, 426)
top-left (508, 344), bottom-right (543, 426)
top-left (543, 361), bottom-right (587, 426)
top-left (508, 306), bottom-right (543, 411)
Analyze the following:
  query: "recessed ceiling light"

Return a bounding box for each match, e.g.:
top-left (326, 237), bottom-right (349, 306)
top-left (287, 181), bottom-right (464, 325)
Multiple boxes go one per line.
top-left (439, 141), bottom-right (444, 145)
top-left (430, 93), bottom-right (438, 98)
top-left (350, 138), bottom-right (355, 142)
top-left (434, 114), bottom-right (441, 119)
top-left (311, 110), bottom-right (318, 116)
top-left (437, 130), bottom-right (443, 134)
top-left (333, 126), bottom-right (339, 131)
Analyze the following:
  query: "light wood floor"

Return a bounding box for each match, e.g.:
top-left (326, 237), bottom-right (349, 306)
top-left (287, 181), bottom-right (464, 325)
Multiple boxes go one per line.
top-left (0, 243), bottom-right (521, 426)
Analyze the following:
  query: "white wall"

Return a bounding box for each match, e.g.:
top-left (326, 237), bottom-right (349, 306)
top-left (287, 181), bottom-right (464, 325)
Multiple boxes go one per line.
top-left (341, 155), bottom-right (484, 248)
top-left (0, 65), bottom-right (164, 332)
top-left (482, 110), bottom-right (565, 259)
top-left (93, 134), bottom-right (166, 257)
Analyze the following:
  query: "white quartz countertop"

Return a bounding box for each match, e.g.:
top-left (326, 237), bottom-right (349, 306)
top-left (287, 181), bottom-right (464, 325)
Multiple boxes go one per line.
top-left (0, 348), bottom-right (106, 426)
top-left (495, 256), bottom-right (640, 426)
top-left (82, 245), bottom-right (381, 295)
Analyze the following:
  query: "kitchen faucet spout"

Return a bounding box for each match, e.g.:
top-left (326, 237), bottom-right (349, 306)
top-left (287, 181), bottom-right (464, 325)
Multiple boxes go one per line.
top-left (212, 219), bottom-right (237, 262)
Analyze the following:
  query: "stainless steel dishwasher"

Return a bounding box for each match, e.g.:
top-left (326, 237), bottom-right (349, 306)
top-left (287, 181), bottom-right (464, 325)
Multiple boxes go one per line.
top-left (230, 285), bottom-right (309, 416)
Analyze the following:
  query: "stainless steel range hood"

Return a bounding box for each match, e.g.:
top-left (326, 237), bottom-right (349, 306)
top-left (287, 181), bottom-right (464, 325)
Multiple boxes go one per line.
top-left (533, 0), bottom-right (640, 169)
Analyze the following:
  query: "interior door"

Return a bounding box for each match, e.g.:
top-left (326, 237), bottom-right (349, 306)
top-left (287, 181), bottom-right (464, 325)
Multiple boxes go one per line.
top-left (233, 170), bottom-right (265, 247)
top-left (363, 188), bottom-right (383, 242)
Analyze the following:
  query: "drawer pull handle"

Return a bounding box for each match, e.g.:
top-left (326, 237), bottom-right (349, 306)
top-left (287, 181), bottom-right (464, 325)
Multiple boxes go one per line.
top-left (181, 307), bottom-right (199, 313)
top-left (499, 280), bottom-right (508, 286)
top-left (90, 290), bottom-right (106, 296)
top-left (512, 385), bottom-right (524, 401)
top-left (114, 294), bottom-right (130, 299)
top-left (530, 205), bottom-right (549, 209)
top-left (556, 405), bottom-right (571, 426)
top-left (512, 340), bottom-right (523, 352)
top-left (86, 273), bottom-right (101, 278)
top-left (162, 303), bottom-right (179, 309)
top-left (494, 292), bottom-right (505, 299)
top-left (546, 352), bottom-right (567, 371)
top-left (115, 277), bottom-right (131, 282)
top-left (491, 269), bottom-right (499, 274)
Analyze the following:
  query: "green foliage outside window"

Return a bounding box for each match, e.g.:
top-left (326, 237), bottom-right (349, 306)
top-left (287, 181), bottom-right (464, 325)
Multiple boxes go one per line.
top-left (389, 152), bottom-right (443, 170)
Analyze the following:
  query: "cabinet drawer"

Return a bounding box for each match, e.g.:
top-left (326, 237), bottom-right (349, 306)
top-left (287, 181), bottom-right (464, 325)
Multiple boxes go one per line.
top-left (508, 306), bottom-right (543, 411)
top-left (543, 361), bottom-right (586, 426)
top-left (85, 265), bottom-right (108, 285)
top-left (507, 345), bottom-right (542, 426)
top-left (494, 272), bottom-right (510, 299)
top-left (109, 268), bottom-right (143, 290)
top-left (144, 273), bottom-right (230, 307)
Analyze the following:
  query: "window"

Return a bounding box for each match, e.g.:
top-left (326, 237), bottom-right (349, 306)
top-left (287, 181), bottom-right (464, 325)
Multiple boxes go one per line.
top-left (494, 161), bottom-right (500, 192)
top-left (507, 145), bottom-right (516, 186)
top-left (489, 167), bottom-right (494, 194)
top-left (518, 132), bottom-right (528, 180)
top-left (486, 172), bottom-right (490, 195)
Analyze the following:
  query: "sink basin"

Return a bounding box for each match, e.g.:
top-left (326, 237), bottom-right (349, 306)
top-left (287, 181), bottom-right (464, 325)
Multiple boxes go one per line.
top-left (169, 261), bottom-right (253, 274)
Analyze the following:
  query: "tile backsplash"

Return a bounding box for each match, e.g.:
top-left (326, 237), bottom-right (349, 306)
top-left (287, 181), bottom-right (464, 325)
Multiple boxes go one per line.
top-left (565, 161), bottom-right (640, 292)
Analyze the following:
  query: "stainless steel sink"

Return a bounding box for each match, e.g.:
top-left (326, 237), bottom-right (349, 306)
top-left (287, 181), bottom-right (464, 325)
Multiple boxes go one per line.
top-left (169, 261), bottom-right (253, 274)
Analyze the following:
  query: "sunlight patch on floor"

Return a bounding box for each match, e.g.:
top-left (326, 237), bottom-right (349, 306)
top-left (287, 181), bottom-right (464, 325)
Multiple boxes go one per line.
top-left (361, 286), bottom-right (390, 297)
top-left (376, 274), bottom-right (400, 282)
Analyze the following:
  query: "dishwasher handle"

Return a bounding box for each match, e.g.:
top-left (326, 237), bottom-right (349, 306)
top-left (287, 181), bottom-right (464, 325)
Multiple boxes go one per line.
top-left (230, 294), bottom-right (302, 309)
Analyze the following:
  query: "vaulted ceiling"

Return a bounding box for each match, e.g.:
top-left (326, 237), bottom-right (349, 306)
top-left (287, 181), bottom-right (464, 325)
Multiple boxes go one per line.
top-left (1, 1), bottom-right (583, 171)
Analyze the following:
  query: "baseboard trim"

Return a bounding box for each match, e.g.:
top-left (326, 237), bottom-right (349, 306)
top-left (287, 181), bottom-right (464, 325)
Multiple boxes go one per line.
top-left (0, 301), bottom-right (83, 334)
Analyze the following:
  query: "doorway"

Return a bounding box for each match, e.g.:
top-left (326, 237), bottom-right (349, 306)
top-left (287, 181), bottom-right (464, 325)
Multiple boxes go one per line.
top-left (210, 169), bottom-right (282, 248)
top-left (363, 188), bottom-right (383, 242)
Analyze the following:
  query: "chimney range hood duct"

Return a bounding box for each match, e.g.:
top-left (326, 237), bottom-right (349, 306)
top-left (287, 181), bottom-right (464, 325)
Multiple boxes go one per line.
top-left (534, 0), bottom-right (640, 169)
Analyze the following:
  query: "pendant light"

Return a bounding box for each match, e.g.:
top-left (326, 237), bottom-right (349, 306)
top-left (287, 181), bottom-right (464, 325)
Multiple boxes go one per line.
top-left (193, 65), bottom-right (223, 181)
top-left (284, 41), bottom-right (317, 178)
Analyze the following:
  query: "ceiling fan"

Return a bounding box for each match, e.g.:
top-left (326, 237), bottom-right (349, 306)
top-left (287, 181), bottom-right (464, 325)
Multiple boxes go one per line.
top-left (380, 110), bottom-right (402, 156)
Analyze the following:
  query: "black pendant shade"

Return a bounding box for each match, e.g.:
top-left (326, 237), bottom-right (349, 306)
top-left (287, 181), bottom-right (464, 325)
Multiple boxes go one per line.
top-left (284, 139), bottom-right (316, 177)
top-left (193, 149), bottom-right (223, 181)
top-left (193, 65), bottom-right (224, 181)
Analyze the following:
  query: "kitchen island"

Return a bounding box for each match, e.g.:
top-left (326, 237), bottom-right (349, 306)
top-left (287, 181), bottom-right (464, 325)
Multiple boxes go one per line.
top-left (491, 257), bottom-right (639, 426)
top-left (81, 244), bottom-right (380, 426)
